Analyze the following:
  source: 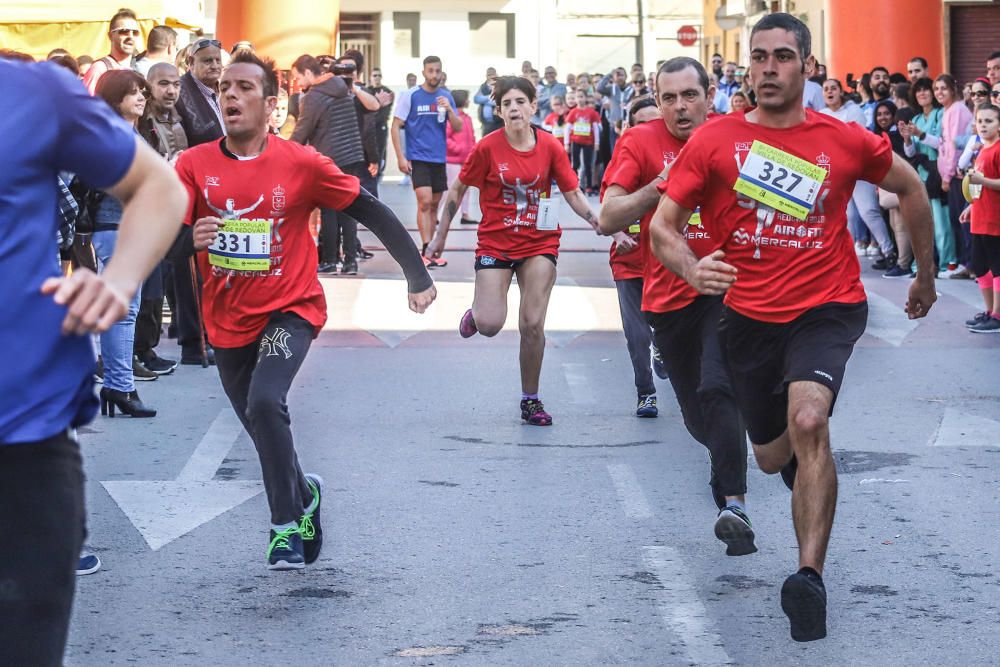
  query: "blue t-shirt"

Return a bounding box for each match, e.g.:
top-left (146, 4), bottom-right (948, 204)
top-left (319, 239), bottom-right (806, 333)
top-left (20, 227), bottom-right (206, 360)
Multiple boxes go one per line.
top-left (0, 61), bottom-right (135, 444)
top-left (393, 85), bottom-right (455, 163)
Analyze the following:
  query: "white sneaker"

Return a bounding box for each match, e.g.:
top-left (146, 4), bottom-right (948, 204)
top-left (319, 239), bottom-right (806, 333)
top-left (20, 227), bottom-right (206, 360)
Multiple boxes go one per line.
top-left (866, 245), bottom-right (882, 257)
top-left (854, 243), bottom-right (867, 256)
top-left (939, 264), bottom-right (964, 278)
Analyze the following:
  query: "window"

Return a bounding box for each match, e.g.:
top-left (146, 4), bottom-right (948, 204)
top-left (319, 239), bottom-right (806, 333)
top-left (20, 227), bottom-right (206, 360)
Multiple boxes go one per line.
top-left (469, 13), bottom-right (515, 60)
top-left (393, 12), bottom-right (419, 58)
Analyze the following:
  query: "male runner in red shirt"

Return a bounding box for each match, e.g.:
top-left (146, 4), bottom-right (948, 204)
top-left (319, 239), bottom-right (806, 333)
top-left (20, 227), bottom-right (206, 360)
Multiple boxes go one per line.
top-left (651, 14), bottom-right (936, 641)
top-left (599, 57), bottom-right (754, 557)
top-left (178, 51), bottom-right (436, 570)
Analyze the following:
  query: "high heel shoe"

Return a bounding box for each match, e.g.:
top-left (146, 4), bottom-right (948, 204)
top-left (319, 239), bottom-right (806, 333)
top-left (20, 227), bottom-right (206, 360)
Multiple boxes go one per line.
top-left (99, 387), bottom-right (156, 418)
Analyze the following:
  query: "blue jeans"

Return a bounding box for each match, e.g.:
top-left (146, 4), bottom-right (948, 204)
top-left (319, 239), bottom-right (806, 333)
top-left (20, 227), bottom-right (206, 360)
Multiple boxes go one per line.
top-left (92, 230), bottom-right (140, 393)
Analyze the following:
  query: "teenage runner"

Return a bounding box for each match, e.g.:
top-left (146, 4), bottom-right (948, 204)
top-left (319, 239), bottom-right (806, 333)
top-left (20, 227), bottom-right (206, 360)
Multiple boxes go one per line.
top-left (425, 76), bottom-right (600, 426)
top-left (179, 52), bottom-right (436, 570)
top-left (651, 14), bottom-right (936, 641)
top-left (599, 58), bottom-right (754, 556)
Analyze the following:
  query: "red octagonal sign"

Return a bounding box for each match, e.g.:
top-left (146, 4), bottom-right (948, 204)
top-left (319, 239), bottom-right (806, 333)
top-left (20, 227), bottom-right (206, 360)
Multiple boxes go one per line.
top-left (677, 25), bottom-right (698, 47)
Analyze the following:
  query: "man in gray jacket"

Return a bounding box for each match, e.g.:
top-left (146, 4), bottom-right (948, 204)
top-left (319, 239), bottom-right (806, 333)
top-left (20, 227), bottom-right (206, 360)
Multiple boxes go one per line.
top-left (291, 54), bottom-right (372, 275)
top-left (597, 67), bottom-right (634, 152)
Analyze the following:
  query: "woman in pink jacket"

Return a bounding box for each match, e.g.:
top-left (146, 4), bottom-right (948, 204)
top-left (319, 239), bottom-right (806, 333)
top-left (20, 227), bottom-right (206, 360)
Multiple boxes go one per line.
top-left (444, 89), bottom-right (478, 224)
top-left (936, 74), bottom-right (974, 276)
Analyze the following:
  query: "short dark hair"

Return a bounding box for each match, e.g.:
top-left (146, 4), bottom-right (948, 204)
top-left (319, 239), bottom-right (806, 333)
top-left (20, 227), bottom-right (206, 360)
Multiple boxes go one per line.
top-left (988, 51), bottom-right (1000, 62)
top-left (712, 53), bottom-right (723, 59)
top-left (750, 12), bottom-right (811, 63)
top-left (889, 72), bottom-right (907, 84)
top-left (491, 75), bottom-right (536, 105)
top-left (657, 56), bottom-right (710, 95)
top-left (0, 49), bottom-right (34, 63)
top-left (342, 48), bottom-right (364, 72)
top-left (452, 89), bottom-right (469, 108)
top-left (231, 50), bottom-right (279, 98)
top-left (96, 69), bottom-right (148, 117)
top-left (147, 25), bottom-right (177, 52)
top-left (893, 82), bottom-right (911, 100)
top-left (423, 55), bottom-right (441, 67)
top-left (908, 76), bottom-right (939, 108)
top-left (291, 54), bottom-right (323, 76)
top-left (976, 103), bottom-right (1000, 117)
top-left (823, 77), bottom-right (843, 90)
top-left (47, 48), bottom-right (70, 59)
top-left (77, 55), bottom-right (94, 66)
top-left (51, 54), bottom-right (80, 76)
top-left (109, 7), bottom-right (138, 30)
top-left (870, 66), bottom-right (889, 77)
top-left (909, 56), bottom-right (928, 69)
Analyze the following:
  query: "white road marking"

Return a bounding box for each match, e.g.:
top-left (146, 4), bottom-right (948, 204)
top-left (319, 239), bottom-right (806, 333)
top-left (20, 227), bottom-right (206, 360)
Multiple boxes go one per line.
top-left (929, 407), bottom-right (1000, 447)
top-left (177, 408), bottom-right (244, 481)
top-left (643, 546), bottom-right (733, 665)
top-left (563, 362), bottom-right (596, 405)
top-left (865, 291), bottom-right (919, 346)
top-left (102, 409), bottom-right (263, 551)
top-left (607, 464), bottom-right (653, 520)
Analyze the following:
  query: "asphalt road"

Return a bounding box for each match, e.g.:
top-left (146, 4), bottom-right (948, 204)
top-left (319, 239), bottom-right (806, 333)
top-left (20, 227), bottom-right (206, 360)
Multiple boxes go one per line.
top-left (66, 183), bottom-right (1000, 666)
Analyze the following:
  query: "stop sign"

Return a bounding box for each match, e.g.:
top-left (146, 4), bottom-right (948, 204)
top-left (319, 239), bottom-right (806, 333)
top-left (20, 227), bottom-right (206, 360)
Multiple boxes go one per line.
top-left (677, 25), bottom-right (698, 47)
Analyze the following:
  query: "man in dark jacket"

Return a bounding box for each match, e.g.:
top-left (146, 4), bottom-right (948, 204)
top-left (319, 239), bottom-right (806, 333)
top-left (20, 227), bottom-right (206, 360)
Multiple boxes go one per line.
top-left (291, 54), bottom-right (371, 275)
top-left (172, 38), bottom-right (225, 364)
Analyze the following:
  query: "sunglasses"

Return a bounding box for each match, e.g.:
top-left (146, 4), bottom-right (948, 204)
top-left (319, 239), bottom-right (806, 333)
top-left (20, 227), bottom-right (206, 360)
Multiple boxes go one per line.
top-left (191, 38), bottom-right (222, 53)
top-left (112, 28), bottom-right (140, 36)
top-left (972, 90), bottom-right (990, 97)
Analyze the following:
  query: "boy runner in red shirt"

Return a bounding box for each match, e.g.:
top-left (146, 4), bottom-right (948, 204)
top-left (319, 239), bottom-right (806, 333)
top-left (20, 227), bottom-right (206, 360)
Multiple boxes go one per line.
top-left (426, 76), bottom-right (601, 426)
top-left (179, 52), bottom-right (436, 570)
top-left (651, 14), bottom-right (936, 641)
top-left (599, 58), bottom-right (755, 558)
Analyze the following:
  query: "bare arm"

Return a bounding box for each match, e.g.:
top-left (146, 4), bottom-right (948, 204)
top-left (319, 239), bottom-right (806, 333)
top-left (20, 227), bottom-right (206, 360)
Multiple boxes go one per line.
top-left (598, 175), bottom-right (666, 235)
top-left (563, 188), bottom-right (600, 233)
top-left (353, 84), bottom-right (380, 112)
top-left (43, 136), bottom-right (186, 334)
top-left (390, 117), bottom-right (409, 173)
top-left (877, 152), bottom-right (937, 318)
top-left (649, 194), bottom-right (736, 295)
top-left (425, 178), bottom-right (470, 258)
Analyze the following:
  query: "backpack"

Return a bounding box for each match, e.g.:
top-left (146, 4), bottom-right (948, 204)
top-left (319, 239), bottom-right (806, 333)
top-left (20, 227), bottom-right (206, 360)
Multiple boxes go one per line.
top-left (67, 177), bottom-right (106, 235)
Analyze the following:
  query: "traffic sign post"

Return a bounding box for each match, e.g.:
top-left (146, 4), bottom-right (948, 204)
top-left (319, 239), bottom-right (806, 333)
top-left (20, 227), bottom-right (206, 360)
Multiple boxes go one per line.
top-left (677, 25), bottom-right (698, 47)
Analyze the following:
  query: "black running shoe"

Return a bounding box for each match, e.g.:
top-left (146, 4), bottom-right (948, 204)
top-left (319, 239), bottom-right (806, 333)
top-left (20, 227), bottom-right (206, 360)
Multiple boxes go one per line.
top-left (780, 455), bottom-right (798, 491)
top-left (781, 569), bottom-right (827, 642)
top-left (714, 506), bottom-right (758, 556)
top-left (301, 474), bottom-right (324, 564)
top-left (267, 527), bottom-right (305, 570)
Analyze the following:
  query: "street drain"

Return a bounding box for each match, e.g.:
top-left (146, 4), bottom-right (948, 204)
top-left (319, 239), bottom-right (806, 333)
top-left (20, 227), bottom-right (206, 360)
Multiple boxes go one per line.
top-left (392, 646), bottom-right (466, 657)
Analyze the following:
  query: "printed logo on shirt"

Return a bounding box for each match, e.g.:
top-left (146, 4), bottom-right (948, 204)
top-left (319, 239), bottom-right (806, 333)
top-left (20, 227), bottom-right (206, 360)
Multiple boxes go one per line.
top-left (271, 184), bottom-right (286, 215)
top-left (499, 172), bottom-right (543, 229)
top-left (663, 151), bottom-right (676, 166)
top-left (732, 229), bottom-right (752, 245)
top-left (259, 328), bottom-right (293, 360)
top-left (813, 369), bottom-right (833, 382)
top-left (206, 176), bottom-right (220, 187)
top-left (816, 152), bottom-right (831, 176)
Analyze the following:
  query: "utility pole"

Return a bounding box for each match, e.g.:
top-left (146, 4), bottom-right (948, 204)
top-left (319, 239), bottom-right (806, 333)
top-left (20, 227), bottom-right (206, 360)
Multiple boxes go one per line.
top-left (636, 0), bottom-right (644, 64)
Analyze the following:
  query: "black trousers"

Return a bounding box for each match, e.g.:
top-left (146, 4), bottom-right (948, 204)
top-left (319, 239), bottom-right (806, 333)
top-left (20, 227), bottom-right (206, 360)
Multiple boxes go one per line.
top-left (0, 431), bottom-right (84, 667)
top-left (320, 161), bottom-right (371, 264)
top-left (134, 298), bottom-right (163, 359)
top-left (214, 311), bottom-right (315, 525)
top-left (948, 177), bottom-right (972, 267)
top-left (615, 278), bottom-right (655, 397)
top-left (170, 255), bottom-right (207, 356)
top-left (646, 296), bottom-right (748, 497)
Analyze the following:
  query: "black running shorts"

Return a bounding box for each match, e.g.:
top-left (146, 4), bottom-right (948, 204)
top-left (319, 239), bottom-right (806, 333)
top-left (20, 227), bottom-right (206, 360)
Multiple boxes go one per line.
top-left (718, 300), bottom-right (868, 445)
top-left (410, 159), bottom-right (448, 193)
top-left (475, 254), bottom-right (557, 271)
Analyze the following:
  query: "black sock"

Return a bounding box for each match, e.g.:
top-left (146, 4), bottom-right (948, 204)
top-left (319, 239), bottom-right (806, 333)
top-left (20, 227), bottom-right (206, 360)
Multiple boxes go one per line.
top-left (421, 242), bottom-right (428, 254)
top-left (799, 566), bottom-right (822, 581)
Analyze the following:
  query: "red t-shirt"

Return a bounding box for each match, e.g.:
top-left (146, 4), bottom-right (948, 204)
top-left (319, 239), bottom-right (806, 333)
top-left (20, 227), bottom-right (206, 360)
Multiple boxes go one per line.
top-left (602, 121), bottom-right (715, 308)
top-left (459, 129), bottom-right (579, 260)
top-left (665, 109), bottom-right (893, 323)
top-left (176, 135), bottom-right (361, 348)
top-left (565, 107), bottom-right (601, 146)
top-left (972, 141), bottom-right (1000, 236)
top-left (543, 112), bottom-right (568, 143)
